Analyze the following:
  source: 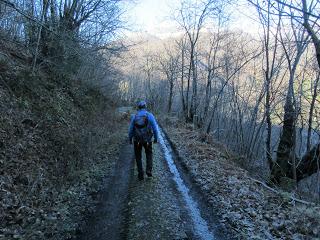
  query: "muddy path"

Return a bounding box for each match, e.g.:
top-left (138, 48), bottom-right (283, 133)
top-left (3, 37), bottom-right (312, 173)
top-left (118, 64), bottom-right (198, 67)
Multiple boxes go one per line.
top-left (76, 142), bottom-right (134, 240)
top-left (76, 128), bottom-right (229, 240)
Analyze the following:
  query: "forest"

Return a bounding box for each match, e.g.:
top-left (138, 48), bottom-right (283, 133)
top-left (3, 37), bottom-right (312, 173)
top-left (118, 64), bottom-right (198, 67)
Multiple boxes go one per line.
top-left (0, 0), bottom-right (320, 239)
top-left (119, 0), bottom-right (320, 193)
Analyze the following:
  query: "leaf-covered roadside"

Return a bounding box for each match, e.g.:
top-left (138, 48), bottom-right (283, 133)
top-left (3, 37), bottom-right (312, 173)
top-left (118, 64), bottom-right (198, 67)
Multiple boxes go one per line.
top-left (162, 117), bottom-right (320, 239)
top-left (0, 80), bottom-right (127, 240)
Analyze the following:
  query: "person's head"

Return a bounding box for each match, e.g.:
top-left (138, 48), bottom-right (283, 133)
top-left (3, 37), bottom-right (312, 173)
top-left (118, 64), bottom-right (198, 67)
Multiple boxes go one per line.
top-left (137, 100), bottom-right (147, 110)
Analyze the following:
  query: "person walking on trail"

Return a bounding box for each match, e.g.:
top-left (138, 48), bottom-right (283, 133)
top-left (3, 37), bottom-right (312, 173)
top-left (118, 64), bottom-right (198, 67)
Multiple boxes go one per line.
top-left (128, 101), bottom-right (159, 181)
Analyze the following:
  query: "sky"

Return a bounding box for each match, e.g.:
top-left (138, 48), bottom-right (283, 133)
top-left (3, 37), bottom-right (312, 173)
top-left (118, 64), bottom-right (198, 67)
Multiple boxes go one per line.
top-left (124, 0), bottom-right (180, 37)
top-left (124, 0), bottom-right (261, 38)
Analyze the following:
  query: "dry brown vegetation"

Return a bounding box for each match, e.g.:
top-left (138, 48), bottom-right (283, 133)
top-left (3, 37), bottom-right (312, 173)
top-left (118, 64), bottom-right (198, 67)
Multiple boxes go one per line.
top-left (0, 37), bottom-right (127, 239)
top-left (162, 116), bottom-right (320, 239)
top-left (0, 0), bottom-right (128, 237)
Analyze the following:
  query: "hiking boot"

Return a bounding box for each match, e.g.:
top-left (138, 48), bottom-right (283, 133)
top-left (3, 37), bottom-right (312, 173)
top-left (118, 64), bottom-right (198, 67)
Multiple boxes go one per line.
top-left (146, 172), bottom-right (152, 177)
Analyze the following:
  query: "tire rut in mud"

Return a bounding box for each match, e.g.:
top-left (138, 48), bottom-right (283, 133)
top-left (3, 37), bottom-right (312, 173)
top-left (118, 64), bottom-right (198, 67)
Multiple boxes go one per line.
top-left (76, 143), bottom-right (134, 240)
top-left (160, 127), bottom-right (232, 240)
top-left (77, 130), bottom-right (230, 240)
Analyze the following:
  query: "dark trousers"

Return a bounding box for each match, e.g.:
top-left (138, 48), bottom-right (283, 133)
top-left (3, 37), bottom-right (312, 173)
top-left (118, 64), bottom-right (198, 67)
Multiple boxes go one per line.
top-left (134, 141), bottom-right (153, 176)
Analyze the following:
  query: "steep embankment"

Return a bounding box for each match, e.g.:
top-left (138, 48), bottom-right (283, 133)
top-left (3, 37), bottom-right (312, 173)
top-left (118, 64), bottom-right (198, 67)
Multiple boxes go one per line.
top-left (0, 39), bottom-right (126, 240)
top-left (162, 117), bottom-right (320, 239)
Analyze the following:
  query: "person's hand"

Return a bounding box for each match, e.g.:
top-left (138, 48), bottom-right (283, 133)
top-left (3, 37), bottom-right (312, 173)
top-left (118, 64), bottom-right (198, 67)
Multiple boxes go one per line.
top-left (129, 139), bottom-right (133, 144)
top-left (153, 139), bottom-right (158, 144)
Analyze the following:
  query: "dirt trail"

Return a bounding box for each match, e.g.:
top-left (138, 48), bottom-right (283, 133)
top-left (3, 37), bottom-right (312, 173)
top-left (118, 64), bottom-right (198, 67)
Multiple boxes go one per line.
top-left (76, 143), bottom-right (134, 240)
top-left (77, 128), bottom-right (228, 240)
top-left (126, 142), bottom-right (193, 239)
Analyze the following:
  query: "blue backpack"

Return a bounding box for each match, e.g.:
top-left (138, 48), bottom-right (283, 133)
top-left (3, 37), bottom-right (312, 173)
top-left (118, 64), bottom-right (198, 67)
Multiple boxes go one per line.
top-left (134, 113), bottom-right (152, 142)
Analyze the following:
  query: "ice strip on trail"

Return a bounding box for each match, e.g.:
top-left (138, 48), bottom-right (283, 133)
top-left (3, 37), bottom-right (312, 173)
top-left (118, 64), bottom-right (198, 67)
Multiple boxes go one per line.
top-left (158, 128), bottom-right (214, 240)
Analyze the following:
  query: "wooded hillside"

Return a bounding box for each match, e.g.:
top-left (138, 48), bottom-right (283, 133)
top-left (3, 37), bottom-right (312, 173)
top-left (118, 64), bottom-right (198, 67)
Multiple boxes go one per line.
top-left (118, 0), bottom-right (320, 199)
top-left (0, 0), bottom-right (127, 239)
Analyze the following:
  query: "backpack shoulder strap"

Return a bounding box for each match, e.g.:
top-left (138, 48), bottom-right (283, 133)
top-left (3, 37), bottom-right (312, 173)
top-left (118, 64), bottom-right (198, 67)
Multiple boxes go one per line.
top-left (144, 112), bottom-right (149, 124)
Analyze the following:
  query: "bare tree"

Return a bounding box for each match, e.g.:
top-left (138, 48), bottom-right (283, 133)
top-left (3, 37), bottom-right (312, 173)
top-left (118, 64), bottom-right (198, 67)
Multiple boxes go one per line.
top-left (306, 73), bottom-right (320, 152)
top-left (176, 35), bottom-right (188, 116)
top-left (198, 25), bottom-right (225, 126)
top-left (159, 46), bottom-right (180, 113)
top-left (205, 34), bottom-right (261, 134)
top-left (0, 0), bottom-right (126, 75)
top-left (174, 0), bottom-right (225, 122)
top-left (272, 17), bottom-right (309, 183)
top-left (249, 0), bottom-right (320, 185)
top-left (252, 0), bottom-right (284, 170)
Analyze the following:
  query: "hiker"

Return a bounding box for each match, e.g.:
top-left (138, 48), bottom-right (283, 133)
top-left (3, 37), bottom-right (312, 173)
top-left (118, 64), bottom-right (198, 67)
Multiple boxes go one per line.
top-left (128, 101), bottom-right (159, 180)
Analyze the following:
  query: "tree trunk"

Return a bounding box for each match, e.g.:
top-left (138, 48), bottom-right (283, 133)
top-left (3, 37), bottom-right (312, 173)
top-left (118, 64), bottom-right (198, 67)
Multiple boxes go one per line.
top-left (297, 143), bottom-right (320, 181)
top-left (186, 54), bottom-right (192, 122)
top-left (272, 93), bottom-right (296, 183)
top-left (180, 46), bottom-right (186, 115)
top-left (302, 0), bottom-right (320, 69)
top-left (190, 50), bottom-right (198, 122)
top-left (202, 69), bottom-right (212, 124)
top-left (168, 78), bottom-right (174, 113)
top-left (265, 75), bottom-right (273, 169)
top-left (307, 74), bottom-right (319, 152)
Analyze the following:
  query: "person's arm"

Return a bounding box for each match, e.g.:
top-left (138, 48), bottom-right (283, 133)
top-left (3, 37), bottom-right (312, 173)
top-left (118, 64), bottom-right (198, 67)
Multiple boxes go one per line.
top-left (148, 113), bottom-right (159, 142)
top-left (128, 115), bottom-right (135, 143)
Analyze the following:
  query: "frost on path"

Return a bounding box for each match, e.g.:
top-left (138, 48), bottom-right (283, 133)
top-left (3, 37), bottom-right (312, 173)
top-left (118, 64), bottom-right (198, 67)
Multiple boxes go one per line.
top-left (159, 128), bottom-right (214, 240)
